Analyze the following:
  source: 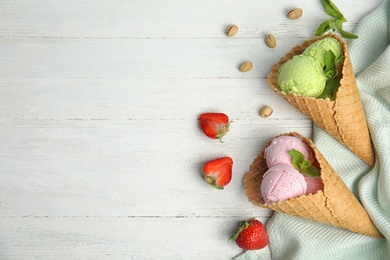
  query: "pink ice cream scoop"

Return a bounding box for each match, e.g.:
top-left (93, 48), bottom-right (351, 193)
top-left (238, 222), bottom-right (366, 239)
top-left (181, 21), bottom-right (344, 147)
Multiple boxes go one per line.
top-left (264, 136), bottom-right (314, 168)
top-left (260, 164), bottom-right (307, 204)
top-left (304, 175), bottom-right (324, 195)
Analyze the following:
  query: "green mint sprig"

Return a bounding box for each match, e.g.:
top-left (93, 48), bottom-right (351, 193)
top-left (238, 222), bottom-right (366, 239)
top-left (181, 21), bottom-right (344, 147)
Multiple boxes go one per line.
top-left (323, 50), bottom-right (337, 78)
top-left (289, 149), bottom-right (320, 177)
top-left (319, 50), bottom-right (341, 100)
top-left (319, 77), bottom-right (339, 100)
top-left (315, 0), bottom-right (358, 39)
top-left (334, 19), bottom-right (358, 39)
top-left (323, 0), bottom-right (345, 20)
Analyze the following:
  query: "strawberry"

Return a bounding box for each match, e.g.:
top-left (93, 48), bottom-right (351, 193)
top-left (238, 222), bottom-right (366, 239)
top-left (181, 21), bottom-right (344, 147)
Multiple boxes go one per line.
top-left (199, 113), bottom-right (231, 142)
top-left (203, 157), bottom-right (233, 189)
top-left (230, 218), bottom-right (268, 250)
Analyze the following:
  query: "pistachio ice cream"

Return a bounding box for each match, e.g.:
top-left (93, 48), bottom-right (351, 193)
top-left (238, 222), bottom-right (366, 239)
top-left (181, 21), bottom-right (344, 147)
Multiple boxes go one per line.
top-left (277, 37), bottom-right (344, 99)
top-left (303, 37), bottom-right (343, 68)
top-left (277, 55), bottom-right (326, 98)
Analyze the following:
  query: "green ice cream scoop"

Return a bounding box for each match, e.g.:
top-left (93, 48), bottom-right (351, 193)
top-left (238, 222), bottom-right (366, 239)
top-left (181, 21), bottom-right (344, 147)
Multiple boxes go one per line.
top-left (277, 55), bottom-right (326, 98)
top-left (302, 37), bottom-right (343, 68)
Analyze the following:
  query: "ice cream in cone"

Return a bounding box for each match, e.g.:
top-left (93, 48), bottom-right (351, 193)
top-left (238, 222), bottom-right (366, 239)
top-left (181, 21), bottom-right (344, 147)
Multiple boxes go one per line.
top-left (267, 33), bottom-right (375, 166)
top-left (244, 132), bottom-right (383, 238)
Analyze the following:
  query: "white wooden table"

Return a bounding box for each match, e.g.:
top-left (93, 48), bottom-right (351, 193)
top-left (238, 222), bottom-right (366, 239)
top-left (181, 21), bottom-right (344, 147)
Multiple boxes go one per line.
top-left (0, 0), bottom-right (382, 259)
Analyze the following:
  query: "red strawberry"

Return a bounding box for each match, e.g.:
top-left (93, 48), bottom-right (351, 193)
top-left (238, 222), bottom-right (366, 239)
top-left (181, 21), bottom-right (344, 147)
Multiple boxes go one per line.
top-left (230, 218), bottom-right (268, 250)
top-left (203, 157), bottom-right (233, 189)
top-left (199, 113), bottom-right (231, 142)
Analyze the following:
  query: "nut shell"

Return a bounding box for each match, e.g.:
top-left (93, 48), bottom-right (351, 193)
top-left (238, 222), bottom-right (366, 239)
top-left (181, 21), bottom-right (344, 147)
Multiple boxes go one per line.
top-left (287, 8), bottom-right (303, 20)
top-left (265, 34), bottom-right (277, 48)
top-left (226, 25), bottom-right (239, 37)
top-left (260, 106), bottom-right (273, 118)
top-left (239, 62), bottom-right (253, 72)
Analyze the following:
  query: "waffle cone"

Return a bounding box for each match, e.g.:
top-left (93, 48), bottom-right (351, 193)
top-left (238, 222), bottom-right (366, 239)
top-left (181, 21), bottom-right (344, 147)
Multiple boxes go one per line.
top-left (244, 132), bottom-right (383, 238)
top-left (267, 33), bottom-right (375, 166)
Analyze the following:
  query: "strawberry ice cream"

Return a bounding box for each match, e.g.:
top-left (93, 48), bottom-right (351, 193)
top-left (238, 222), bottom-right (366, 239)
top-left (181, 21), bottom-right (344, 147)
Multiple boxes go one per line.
top-left (304, 175), bottom-right (324, 195)
top-left (260, 164), bottom-right (307, 204)
top-left (264, 136), bottom-right (314, 168)
top-left (260, 134), bottom-right (324, 204)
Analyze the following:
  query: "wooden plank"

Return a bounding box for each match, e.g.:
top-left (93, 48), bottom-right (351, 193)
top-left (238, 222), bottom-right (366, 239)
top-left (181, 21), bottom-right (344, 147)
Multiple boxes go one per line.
top-left (0, 0), bottom-right (379, 39)
top-left (0, 37), bottom-right (312, 79)
top-left (0, 78), bottom-right (309, 120)
top-left (0, 0), bottom-right (383, 259)
top-left (0, 119), bottom-right (310, 217)
top-left (0, 216), bottom-right (271, 259)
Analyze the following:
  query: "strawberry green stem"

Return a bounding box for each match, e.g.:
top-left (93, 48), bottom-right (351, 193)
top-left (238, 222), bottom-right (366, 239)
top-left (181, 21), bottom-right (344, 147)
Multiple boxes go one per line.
top-left (229, 220), bottom-right (250, 240)
top-left (217, 121), bottom-right (232, 143)
top-left (204, 176), bottom-right (224, 190)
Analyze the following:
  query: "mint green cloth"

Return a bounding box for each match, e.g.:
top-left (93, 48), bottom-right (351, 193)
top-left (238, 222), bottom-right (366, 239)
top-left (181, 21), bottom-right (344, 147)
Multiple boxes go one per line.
top-left (266, 0), bottom-right (390, 259)
top-left (234, 250), bottom-right (263, 260)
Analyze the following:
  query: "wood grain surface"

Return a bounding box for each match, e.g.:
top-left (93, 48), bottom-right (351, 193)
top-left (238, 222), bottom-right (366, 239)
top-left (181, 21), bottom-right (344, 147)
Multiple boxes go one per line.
top-left (0, 0), bottom-right (382, 259)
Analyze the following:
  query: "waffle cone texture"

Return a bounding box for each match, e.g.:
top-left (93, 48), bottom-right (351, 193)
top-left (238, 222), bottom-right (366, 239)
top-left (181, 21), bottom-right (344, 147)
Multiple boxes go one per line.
top-left (267, 33), bottom-right (375, 166)
top-left (244, 132), bottom-right (383, 238)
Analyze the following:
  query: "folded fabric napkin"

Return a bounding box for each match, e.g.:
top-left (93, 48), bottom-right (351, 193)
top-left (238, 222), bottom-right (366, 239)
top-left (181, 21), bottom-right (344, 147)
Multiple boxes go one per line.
top-left (265, 0), bottom-right (390, 259)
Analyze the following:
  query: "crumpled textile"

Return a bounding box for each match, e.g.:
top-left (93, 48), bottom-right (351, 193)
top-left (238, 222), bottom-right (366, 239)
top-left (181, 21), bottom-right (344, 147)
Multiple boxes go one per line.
top-left (265, 0), bottom-right (390, 259)
top-left (234, 250), bottom-right (264, 260)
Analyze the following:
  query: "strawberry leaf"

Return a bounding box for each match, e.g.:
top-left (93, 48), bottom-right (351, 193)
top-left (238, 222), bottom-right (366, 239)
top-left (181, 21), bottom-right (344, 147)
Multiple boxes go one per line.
top-left (289, 149), bottom-right (320, 177)
top-left (229, 220), bottom-right (250, 241)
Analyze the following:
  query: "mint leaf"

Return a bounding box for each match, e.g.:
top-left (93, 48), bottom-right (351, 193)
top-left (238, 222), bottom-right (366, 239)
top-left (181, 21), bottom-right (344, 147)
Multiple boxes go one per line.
top-left (323, 0), bottom-right (345, 20)
top-left (325, 70), bottom-right (337, 78)
top-left (289, 149), bottom-right (304, 170)
top-left (324, 50), bottom-right (337, 79)
top-left (319, 50), bottom-right (342, 100)
top-left (335, 54), bottom-right (344, 66)
top-left (315, 1), bottom-right (358, 40)
top-left (300, 160), bottom-right (311, 169)
top-left (315, 19), bottom-right (334, 36)
top-left (289, 149), bottom-right (320, 177)
top-left (338, 29), bottom-right (358, 39)
top-left (299, 166), bottom-right (321, 177)
top-left (307, 166), bottom-right (321, 177)
top-left (334, 18), bottom-right (344, 29)
top-left (319, 77), bottom-right (339, 100)
top-left (291, 160), bottom-right (300, 170)
top-left (335, 19), bottom-right (358, 39)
